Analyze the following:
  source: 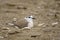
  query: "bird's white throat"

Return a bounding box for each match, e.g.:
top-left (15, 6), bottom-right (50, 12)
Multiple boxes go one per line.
top-left (28, 20), bottom-right (33, 28)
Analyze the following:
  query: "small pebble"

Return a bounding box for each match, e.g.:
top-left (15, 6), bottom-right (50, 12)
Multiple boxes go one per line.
top-left (0, 36), bottom-right (4, 38)
top-left (13, 18), bottom-right (17, 22)
top-left (2, 27), bottom-right (10, 30)
top-left (52, 22), bottom-right (58, 25)
top-left (38, 23), bottom-right (45, 26)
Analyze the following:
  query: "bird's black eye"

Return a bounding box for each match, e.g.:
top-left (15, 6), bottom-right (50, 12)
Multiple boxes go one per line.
top-left (28, 17), bottom-right (31, 18)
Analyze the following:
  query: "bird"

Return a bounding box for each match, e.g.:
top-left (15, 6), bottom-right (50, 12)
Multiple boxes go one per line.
top-left (7, 15), bottom-right (35, 29)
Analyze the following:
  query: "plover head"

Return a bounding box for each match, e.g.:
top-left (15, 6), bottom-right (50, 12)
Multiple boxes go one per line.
top-left (24, 15), bottom-right (35, 23)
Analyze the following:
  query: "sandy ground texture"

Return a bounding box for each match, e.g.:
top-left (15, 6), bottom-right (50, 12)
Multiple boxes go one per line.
top-left (0, 0), bottom-right (60, 40)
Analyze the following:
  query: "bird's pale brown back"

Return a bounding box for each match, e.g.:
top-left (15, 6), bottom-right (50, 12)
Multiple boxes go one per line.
top-left (13, 19), bottom-right (28, 29)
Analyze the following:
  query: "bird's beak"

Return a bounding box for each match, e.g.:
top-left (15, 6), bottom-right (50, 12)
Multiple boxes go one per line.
top-left (32, 18), bottom-right (35, 19)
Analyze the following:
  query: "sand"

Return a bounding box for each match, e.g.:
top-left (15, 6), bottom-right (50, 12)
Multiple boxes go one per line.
top-left (0, 0), bottom-right (60, 40)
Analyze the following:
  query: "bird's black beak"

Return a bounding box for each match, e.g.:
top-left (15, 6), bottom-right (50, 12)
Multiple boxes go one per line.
top-left (32, 18), bottom-right (35, 19)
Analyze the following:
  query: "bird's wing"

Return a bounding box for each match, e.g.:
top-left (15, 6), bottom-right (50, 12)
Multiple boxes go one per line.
top-left (14, 19), bottom-right (28, 29)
